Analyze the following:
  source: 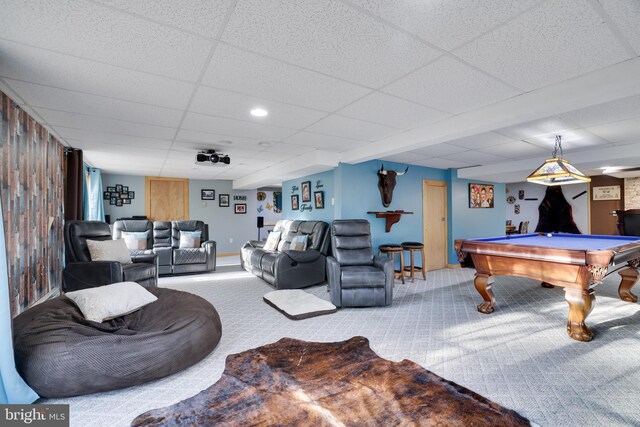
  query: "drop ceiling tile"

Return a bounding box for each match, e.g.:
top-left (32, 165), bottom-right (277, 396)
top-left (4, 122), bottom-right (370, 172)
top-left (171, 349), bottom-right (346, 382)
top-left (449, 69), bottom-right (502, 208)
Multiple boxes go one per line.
top-left (7, 79), bottom-right (183, 127)
top-left (175, 130), bottom-right (262, 151)
top-left (412, 158), bottom-right (472, 169)
top-left (35, 108), bottom-right (176, 140)
top-left (0, 0), bottom-right (212, 81)
top-left (0, 40), bottom-right (194, 108)
top-left (56, 127), bottom-right (173, 149)
top-left (454, 0), bottom-right (631, 91)
top-left (477, 141), bottom-right (548, 158)
top-left (524, 129), bottom-right (611, 150)
top-left (221, 0), bottom-right (440, 87)
top-left (495, 117), bottom-right (580, 140)
top-left (561, 95), bottom-right (640, 127)
top-left (448, 132), bottom-right (516, 149)
top-left (599, 0), bottom-right (640, 53)
top-left (305, 115), bottom-right (400, 141)
top-left (283, 131), bottom-right (368, 152)
top-left (349, 0), bottom-right (540, 51)
top-left (383, 56), bottom-right (520, 114)
top-left (67, 139), bottom-right (169, 158)
top-left (336, 92), bottom-right (450, 130)
top-left (181, 112), bottom-right (297, 141)
top-left (587, 118), bottom-right (640, 143)
top-left (94, 0), bottom-right (234, 38)
top-left (202, 44), bottom-right (370, 111)
top-left (410, 143), bottom-right (468, 157)
top-left (189, 86), bottom-right (326, 129)
top-left (258, 142), bottom-right (315, 156)
top-left (380, 152), bottom-right (428, 164)
top-left (440, 150), bottom-right (508, 165)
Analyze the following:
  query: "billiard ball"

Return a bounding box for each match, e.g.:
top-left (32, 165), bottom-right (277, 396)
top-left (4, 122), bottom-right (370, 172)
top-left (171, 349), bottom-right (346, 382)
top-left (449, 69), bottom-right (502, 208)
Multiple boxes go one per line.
top-left (546, 233), bottom-right (552, 237)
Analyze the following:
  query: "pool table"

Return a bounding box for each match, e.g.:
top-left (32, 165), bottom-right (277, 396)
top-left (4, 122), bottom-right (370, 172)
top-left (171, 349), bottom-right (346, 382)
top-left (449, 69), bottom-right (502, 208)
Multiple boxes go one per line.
top-left (454, 233), bottom-right (640, 342)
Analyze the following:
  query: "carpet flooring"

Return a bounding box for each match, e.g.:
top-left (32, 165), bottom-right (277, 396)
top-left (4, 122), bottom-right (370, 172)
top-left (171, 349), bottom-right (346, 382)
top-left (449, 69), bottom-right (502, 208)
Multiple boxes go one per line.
top-left (44, 260), bottom-right (640, 426)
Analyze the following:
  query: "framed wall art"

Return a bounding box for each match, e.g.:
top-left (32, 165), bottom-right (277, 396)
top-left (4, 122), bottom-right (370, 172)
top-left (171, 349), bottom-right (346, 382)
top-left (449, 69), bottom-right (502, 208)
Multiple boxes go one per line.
top-left (301, 181), bottom-right (311, 202)
top-left (234, 203), bottom-right (247, 214)
top-left (201, 189), bottom-right (215, 200)
top-left (469, 183), bottom-right (494, 208)
top-left (314, 191), bottom-right (324, 209)
top-left (219, 194), bottom-right (230, 207)
top-left (291, 194), bottom-right (299, 210)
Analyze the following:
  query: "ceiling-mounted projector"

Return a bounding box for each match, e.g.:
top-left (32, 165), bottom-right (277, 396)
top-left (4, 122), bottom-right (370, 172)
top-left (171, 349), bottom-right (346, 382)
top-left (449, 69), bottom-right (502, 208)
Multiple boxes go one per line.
top-left (195, 149), bottom-right (230, 165)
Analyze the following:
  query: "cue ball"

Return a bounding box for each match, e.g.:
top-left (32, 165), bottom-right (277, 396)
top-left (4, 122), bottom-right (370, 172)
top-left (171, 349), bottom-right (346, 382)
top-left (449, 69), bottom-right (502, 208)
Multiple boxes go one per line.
top-left (546, 233), bottom-right (552, 237)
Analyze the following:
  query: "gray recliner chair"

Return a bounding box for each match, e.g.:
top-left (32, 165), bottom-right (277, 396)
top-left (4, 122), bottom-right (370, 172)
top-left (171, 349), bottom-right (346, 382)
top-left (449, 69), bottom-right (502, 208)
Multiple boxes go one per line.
top-left (170, 220), bottom-right (216, 274)
top-left (63, 220), bottom-right (158, 292)
top-left (326, 219), bottom-right (393, 307)
top-left (112, 219), bottom-right (154, 262)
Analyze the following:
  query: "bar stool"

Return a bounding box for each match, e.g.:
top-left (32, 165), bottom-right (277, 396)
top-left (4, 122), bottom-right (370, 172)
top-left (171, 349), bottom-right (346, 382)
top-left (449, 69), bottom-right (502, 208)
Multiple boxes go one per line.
top-left (378, 244), bottom-right (405, 284)
top-left (401, 241), bottom-right (426, 283)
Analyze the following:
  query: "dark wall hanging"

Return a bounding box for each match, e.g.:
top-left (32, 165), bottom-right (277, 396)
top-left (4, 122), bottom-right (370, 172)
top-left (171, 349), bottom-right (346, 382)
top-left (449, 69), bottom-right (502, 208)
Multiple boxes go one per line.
top-left (104, 184), bottom-right (136, 206)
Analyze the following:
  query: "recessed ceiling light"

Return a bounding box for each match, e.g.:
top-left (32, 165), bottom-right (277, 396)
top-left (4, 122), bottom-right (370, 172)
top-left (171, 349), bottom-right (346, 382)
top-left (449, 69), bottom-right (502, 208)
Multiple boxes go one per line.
top-left (250, 108), bottom-right (268, 117)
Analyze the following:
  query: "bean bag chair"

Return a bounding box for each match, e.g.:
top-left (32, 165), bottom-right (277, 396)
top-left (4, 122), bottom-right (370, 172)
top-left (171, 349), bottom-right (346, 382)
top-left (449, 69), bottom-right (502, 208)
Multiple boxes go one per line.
top-left (12, 287), bottom-right (222, 398)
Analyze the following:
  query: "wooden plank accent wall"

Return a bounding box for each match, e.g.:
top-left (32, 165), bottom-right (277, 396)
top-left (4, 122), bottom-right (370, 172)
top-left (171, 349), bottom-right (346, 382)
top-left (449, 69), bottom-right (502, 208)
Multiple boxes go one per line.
top-left (0, 91), bottom-right (64, 317)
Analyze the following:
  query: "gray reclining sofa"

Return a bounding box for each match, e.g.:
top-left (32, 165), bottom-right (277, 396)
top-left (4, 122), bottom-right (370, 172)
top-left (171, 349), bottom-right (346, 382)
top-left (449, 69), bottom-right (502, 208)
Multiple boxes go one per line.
top-left (240, 220), bottom-right (329, 289)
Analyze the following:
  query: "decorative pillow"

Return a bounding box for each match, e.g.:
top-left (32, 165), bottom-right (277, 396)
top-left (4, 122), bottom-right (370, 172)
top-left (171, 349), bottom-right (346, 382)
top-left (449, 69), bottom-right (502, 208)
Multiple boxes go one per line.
top-left (263, 231), bottom-right (281, 251)
top-left (179, 231), bottom-right (202, 248)
top-left (290, 235), bottom-right (308, 251)
top-left (122, 231), bottom-right (148, 251)
top-left (86, 239), bottom-right (132, 264)
top-left (65, 281), bottom-right (158, 322)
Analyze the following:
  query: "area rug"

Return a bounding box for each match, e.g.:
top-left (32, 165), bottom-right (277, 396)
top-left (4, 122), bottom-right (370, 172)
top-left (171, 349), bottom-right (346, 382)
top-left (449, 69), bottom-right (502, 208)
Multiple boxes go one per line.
top-left (263, 289), bottom-right (337, 320)
top-left (132, 336), bottom-right (531, 426)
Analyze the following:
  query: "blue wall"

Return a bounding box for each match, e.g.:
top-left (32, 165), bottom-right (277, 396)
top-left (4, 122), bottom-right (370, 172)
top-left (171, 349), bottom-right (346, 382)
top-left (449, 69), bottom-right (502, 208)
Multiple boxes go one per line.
top-left (282, 169), bottom-right (336, 222)
top-left (448, 171), bottom-right (506, 263)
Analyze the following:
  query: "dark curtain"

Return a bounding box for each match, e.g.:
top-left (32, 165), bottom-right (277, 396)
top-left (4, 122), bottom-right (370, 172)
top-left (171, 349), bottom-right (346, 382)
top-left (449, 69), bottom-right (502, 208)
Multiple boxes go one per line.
top-left (64, 148), bottom-right (83, 221)
top-left (535, 186), bottom-right (581, 234)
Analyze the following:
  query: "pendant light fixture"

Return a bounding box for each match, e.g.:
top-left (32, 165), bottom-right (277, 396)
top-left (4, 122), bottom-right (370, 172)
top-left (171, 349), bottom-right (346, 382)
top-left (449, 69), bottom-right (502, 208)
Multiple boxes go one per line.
top-left (526, 135), bottom-right (591, 186)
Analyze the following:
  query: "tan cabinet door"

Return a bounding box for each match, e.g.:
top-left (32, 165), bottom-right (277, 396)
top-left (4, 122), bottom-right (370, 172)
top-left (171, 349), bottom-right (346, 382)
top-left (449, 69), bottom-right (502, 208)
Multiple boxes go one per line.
top-left (145, 177), bottom-right (189, 221)
top-left (423, 180), bottom-right (447, 271)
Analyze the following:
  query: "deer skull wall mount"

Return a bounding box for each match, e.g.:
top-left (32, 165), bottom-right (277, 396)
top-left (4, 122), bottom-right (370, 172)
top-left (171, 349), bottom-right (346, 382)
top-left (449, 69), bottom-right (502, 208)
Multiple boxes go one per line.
top-left (377, 163), bottom-right (408, 207)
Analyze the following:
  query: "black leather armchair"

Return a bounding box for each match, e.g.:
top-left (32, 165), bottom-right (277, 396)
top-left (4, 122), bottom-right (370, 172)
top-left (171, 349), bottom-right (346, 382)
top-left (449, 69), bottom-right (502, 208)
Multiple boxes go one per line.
top-left (326, 219), bottom-right (393, 307)
top-left (616, 209), bottom-right (640, 236)
top-left (170, 220), bottom-right (216, 274)
top-left (63, 220), bottom-right (158, 292)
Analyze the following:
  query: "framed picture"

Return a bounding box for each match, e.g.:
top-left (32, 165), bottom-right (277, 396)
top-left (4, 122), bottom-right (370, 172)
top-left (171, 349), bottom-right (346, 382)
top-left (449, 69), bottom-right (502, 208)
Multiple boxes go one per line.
top-left (110, 197), bottom-right (117, 205)
top-left (128, 191), bottom-right (135, 199)
top-left (469, 183), bottom-right (494, 208)
top-left (314, 191), bottom-right (324, 209)
top-left (201, 189), bottom-right (215, 200)
top-left (116, 199), bottom-right (123, 206)
top-left (291, 194), bottom-right (299, 210)
top-left (107, 186), bottom-right (115, 192)
top-left (301, 181), bottom-right (311, 202)
top-left (122, 186), bottom-right (129, 192)
top-left (123, 199), bottom-right (131, 204)
top-left (120, 192), bottom-right (129, 199)
top-left (115, 184), bottom-right (123, 192)
top-left (103, 191), bottom-right (110, 200)
top-left (219, 194), bottom-right (230, 207)
top-left (234, 203), bottom-right (247, 214)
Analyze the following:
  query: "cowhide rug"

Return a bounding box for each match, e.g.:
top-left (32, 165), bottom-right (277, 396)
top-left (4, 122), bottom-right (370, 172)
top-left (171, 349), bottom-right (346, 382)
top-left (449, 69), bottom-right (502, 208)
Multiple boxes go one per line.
top-left (132, 336), bottom-right (530, 426)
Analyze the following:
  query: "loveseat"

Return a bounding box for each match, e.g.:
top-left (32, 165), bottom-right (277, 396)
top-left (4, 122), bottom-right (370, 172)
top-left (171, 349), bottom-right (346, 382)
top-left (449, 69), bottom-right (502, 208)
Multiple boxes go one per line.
top-left (240, 220), bottom-right (330, 289)
top-left (112, 219), bottom-right (216, 275)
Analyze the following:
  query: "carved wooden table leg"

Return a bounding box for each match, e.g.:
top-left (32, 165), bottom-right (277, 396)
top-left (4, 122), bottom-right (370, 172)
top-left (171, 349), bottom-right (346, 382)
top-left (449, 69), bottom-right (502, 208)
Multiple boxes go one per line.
top-left (564, 288), bottom-right (595, 342)
top-left (618, 260), bottom-right (639, 303)
top-left (474, 274), bottom-right (495, 314)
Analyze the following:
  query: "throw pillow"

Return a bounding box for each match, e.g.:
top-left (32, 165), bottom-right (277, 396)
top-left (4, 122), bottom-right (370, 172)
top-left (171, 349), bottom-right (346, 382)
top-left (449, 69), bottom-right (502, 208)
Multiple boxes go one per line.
top-left (263, 231), bottom-right (281, 251)
top-left (65, 281), bottom-right (158, 322)
top-left (290, 235), bottom-right (308, 251)
top-left (122, 231), bottom-right (148, 251)
top-left (86, 239), bottom-right (132, 264)
top-left (179, 231), bottom-right (202, 248)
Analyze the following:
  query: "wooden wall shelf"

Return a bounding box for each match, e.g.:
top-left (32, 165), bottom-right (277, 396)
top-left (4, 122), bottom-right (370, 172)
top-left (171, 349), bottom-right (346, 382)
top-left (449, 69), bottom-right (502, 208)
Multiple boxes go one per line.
top-left (367, 210), bottom-right (414, 232)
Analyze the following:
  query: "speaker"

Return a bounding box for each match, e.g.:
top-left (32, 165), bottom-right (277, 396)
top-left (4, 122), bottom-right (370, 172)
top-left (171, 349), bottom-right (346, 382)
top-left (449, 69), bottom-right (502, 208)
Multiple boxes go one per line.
top-left (257, 216), bottom-right (264, 228)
